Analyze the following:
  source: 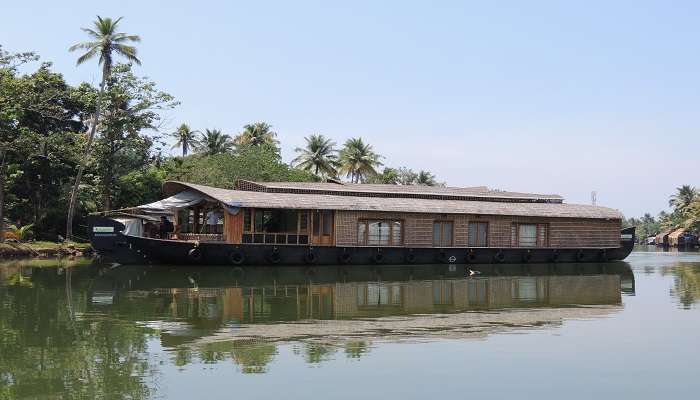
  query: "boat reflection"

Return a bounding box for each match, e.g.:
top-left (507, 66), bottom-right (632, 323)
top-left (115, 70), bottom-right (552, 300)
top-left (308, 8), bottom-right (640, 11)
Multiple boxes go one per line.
top-left (87, 263), bottom-right (634, 347)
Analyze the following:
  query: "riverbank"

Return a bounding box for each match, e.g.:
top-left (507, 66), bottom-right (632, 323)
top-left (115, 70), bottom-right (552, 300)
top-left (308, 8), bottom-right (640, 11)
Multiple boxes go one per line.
top-left (0, 241), bottom-right (92, 259)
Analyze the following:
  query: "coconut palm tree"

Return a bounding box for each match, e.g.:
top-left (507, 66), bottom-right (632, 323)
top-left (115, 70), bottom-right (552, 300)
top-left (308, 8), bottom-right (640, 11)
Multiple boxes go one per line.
top-left (292, 134), bottom-right (338, 178)
top-left (196, 129), bottom-right (233, 155)
top-left (415, 170), bottom-right (438, 186)
top-left (669, 185), bottom-right (698, 213)
top-left (65, 16), bottom-right (141, 239)
top-left (338, 137), bottom-right (382, 183)
top-left (170, 123), bottom-right (200, 156)
top-left (233, 122), bottom-right (279, 148)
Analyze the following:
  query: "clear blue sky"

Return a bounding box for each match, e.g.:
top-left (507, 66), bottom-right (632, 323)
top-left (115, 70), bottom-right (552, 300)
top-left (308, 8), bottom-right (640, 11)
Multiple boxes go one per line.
top-left (2, 0), bottom-right (698, 217)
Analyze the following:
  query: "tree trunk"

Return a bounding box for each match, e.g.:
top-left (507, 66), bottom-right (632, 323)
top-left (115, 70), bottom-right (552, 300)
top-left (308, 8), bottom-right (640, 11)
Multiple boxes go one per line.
top-left (0, 148), bottom-right (6, 243)
top-left (66, 78), bottom-right (106, 240)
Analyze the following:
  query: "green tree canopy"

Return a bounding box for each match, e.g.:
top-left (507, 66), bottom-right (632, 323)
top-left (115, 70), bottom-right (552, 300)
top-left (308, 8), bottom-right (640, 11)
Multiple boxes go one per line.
top-left (169, 144), bottom-right (316, 188)
top-left (196, 129), bottom-right (233, 156)
top-left (292, 134), bottom-right (338, 178)
top-left (338, 137), bottom-right (382, 183)
top-left (233, 122), bottom-right (279, 151)
top-left (170, 123), bottom-right (199, 157)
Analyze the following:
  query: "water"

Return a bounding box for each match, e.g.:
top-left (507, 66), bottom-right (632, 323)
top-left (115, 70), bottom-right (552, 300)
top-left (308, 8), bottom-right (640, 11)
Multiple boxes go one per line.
top-left (1, 247), bottom-right (699, 399)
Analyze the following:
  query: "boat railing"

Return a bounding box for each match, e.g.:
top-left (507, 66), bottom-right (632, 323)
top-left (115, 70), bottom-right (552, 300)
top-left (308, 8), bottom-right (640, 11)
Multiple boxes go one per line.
top-left (242, 232), bottom-right (310, 245)
top-left (167, 233), bottom-right (224, 242)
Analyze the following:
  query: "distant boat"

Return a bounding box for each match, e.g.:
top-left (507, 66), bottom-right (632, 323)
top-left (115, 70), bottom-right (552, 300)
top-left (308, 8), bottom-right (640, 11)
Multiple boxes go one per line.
top-left (88, 180), bottom-right (635, 266)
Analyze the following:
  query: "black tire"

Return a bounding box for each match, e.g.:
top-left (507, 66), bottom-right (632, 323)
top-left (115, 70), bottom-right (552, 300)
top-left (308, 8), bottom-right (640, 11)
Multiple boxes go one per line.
top-left (339, 252), bottom-right (352, 264)
top-left (550, 250), bottom-right (559, 262)
top-left (494, 250), bottom-right (505, 263)
top-left (436, 251), bottom-right (447, 263)
top-left (372, 253), bottom-right (384, 264)
top-left (268, 251), bottom-right (281, 264)
top-left (304, 251), bottom-right (317, 264)
top-left (598, 249), bottom-right (607, 261)
top-left (576, 250), bottom-right (585, 261)
top-left (522, 250), bottom-right (532, 263)
top-left (229, 251), bottom-right (245, 265)
top-left (468, 250), bottom-right (476, 261)
top-left (405, 252), bottom-right (416, 264)
top-left (187, 248), bottom-right (203, 262)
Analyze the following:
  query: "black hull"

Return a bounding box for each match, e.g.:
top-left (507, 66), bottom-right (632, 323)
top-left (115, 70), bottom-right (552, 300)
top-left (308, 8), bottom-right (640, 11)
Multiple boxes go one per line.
top-left (89, 217), bottom-right (635, 266)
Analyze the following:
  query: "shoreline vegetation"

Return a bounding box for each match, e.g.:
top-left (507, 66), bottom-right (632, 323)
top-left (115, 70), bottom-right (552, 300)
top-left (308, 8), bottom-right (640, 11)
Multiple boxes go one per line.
top-left (0, 16), bottom-right (442, 246)
top-left (0, 241), bottom-right (91, 259)
top-left (623, 185), bottom-right (700, 242)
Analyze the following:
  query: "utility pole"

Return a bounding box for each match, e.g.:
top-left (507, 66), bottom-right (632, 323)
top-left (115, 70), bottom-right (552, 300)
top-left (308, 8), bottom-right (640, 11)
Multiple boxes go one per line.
top-left (591, 191), bottom-right (597, 206)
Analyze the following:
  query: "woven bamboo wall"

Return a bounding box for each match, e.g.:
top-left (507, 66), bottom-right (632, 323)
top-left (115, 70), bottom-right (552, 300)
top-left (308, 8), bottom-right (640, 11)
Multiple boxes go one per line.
top-left (335, 211), bottom-right (621, 248)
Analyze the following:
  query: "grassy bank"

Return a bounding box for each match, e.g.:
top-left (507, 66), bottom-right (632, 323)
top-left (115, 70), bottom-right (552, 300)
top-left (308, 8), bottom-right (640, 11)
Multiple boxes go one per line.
top-left (0, 241), bottom-right (92, 258)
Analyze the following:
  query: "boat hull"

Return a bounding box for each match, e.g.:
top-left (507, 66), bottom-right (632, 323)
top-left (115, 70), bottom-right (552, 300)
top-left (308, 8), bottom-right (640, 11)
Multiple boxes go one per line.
top-left (89, 217), bottom-right (635, 266)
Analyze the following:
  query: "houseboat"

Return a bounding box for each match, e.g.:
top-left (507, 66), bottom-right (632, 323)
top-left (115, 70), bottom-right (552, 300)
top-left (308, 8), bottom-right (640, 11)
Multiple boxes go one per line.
top-left (88, 180), bottom-right (635, 266)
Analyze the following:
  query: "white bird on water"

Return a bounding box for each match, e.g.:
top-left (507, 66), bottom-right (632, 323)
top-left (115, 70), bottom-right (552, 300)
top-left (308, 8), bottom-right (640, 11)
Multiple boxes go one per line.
top-left (467, 268), bottom-right (481, 276)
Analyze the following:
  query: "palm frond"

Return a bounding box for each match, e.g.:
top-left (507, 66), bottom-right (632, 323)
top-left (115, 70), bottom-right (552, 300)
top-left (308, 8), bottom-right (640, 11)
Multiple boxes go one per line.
top-left (114, 44), bottom-right (141, 65)
top-left (68, 41), bottom-right (99, 52)
top-left (75, 47), bottom-right (99, 65)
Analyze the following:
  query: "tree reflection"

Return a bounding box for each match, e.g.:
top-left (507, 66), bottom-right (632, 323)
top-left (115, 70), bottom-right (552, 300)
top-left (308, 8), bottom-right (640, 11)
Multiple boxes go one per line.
top-left (0, 266), bottom-right (158, 399)
top-left (663, 263), bottom-right (700, 309)
top-left (231, 340), bottom-right (277, 373)
top-left (344, 340), bottom-right (370, 359)
top-left (295, 342), bottom-right (337, 364)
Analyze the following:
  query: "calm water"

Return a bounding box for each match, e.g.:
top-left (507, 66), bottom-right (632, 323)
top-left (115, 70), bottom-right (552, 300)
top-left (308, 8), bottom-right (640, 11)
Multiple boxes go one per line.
top-left (1, 248), bottom-right (699, 399)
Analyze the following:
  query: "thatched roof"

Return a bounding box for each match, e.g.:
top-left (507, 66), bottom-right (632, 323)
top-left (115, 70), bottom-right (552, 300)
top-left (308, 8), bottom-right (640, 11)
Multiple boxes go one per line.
top-left (235, 180), bottom-right (564, 203)
top-left (162, 181), bottom-right (622, 220)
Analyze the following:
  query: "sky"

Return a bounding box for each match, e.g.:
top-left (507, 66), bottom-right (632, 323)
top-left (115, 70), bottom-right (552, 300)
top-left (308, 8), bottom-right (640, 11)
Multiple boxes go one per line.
top-left (2, 0), bottom-right (699, 217)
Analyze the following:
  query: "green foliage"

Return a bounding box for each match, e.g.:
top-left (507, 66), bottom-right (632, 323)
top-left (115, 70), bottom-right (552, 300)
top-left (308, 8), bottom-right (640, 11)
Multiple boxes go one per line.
top-left (94, 63), bottom-right (178, 209)
top-left (365, 166), bottom-right (442, 186)
top-left (338, 137), bottom-right (382, 183)
top-left (7, 223), bottom-right (34, 241)
top-left (170, 123), bottom-right (199, 156)
top-left (626, 185), bottom-right (700, 240)
top-left (233, 122), bottom-right (280, 152)
top-left (113, 167), bottom-right (167, 209)
top-left (195, 129), bottom-right (233, 155)
top-left (69, 16), bottom-right (141, 70)
top-left (292, 134), bottom-right (338, 178)
top-left (170, 145), bottom-right (316, 188)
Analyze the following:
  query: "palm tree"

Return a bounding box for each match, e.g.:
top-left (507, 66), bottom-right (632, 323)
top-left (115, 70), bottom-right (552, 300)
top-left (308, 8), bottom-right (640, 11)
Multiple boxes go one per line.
top-left (669, 185), bottom-right (698, 212)
top-left (65, 16), bottom-right (140, 239)
top-left (338, 137), bottom-right (382, 183)
top-left (196, 129), bottom-right (233, 155)
top-left (415, 170), bottom-right (438, 186)
top-left (292, 134), bottom-right (338, 178)
top-left (233, 122), bottom-right (279, 148)
top-left (170, 123), bottom-right (200, 156)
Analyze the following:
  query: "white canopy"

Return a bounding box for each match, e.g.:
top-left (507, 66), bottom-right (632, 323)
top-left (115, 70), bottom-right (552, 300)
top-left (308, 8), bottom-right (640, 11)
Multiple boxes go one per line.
top-left (137, 190), bottom-right (211, 212)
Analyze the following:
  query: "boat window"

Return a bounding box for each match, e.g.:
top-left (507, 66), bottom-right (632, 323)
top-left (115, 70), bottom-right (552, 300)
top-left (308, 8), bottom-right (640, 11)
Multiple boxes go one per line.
top-left (298, 212), bottom-right (308, 234)
top-left (468, 222), bottom-right (489, 247)
top-left (241, 209), bottom-right (310, 245)
top-left (322, 210), bottom-right (333, 235)
top-left (243, 209), bottom-right (251, 231)
top-left (313, 212), bottom-right (321, 236)
top-left (512, 223), bottom-right (548, 247)
top-left (357, 220), bottom-right (403, 246)
top-left (519, 225), bottom-right (537, 247)
top-left (357, 222), bottom-right (366, 244)
top-left (433, 221), bottom-right (454, 247)
top-left (392, 221), bottom-right (402, 245)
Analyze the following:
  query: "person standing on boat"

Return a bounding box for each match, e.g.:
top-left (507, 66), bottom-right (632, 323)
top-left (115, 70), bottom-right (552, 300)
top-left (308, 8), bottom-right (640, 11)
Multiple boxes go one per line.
top-left (159, 216), bottom-right (174, 239)
top-left (206, 209), bottom-right (222, 234)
